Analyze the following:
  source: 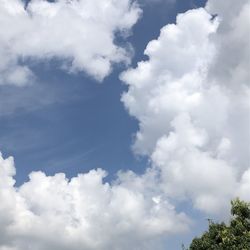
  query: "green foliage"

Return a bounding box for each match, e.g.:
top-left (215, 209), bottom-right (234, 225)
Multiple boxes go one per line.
top-left (187, 199), bottom-right (250, 250)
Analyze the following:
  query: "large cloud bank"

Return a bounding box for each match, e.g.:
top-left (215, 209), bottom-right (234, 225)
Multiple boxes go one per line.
top-left (121, 0), bottom-right (250, 214)
top-left (0, 0), bottom-right (250, 249)
top-left (0, 153), bottom-right (189, 250)
top-left (0, 0), bottom-right (141, 86)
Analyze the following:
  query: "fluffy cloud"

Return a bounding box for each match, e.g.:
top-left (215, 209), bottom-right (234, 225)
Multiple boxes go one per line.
top-left (0, 0), bottom-right (141, 86)
top-left (1, 0), bottom-right (249, 249)
top-left (121, 0), bottom-right (250, 214)
top-left (0, 153), bottom-right (189, 250)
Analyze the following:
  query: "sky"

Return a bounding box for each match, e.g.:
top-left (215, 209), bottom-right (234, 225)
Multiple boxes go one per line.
top-left (0, 0), bottom-right (249, 250)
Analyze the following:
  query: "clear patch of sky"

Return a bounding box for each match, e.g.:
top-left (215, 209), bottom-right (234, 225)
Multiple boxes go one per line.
top-left (0, 0), bottom-right (207, 187)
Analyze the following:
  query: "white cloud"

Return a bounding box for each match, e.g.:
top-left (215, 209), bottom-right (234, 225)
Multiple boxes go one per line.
top-left (151, 114), bottom-right (237, 214)
top-left (121, 8), bottom-right (218, 156)
top-left (237, 169), bottom-right (250, 201)
top-left (121, 0), bottom-right (250, 215)
top-left (1, 0), bottom-right (250, 249)
top-left (0, 0), bottom-right (141, 86)
top-left (0, 153), bottom-right (189, 250)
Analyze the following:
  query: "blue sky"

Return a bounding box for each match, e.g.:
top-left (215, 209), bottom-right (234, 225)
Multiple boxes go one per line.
top-left (0, 0), bottom-right (206, 185)
top-left (0, 0), bottom-right (249, 250)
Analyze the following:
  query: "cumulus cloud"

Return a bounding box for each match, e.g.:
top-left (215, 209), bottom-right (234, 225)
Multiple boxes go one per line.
top-left (1, 0), bottom-right (250, 249)
top-left (121, 0), bottom-right (250, 214)
top-left (0, 0), bottom-right (141, 86)
top-left (0, 153), bottom-right (189, 250)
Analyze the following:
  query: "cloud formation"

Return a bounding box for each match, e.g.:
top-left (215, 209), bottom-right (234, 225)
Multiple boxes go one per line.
top-left (121, 0), bottom-right (250, 214)
top-left (0, 0), bottom-right (141, 86)
top-left (0, 153), bottom-right (189, 250)
top-left (0, 0), bottom-right (249, 249)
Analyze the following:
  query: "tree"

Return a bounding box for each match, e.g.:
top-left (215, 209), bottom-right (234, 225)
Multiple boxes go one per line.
top-left (187, 198), bottom-right (250, 250)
